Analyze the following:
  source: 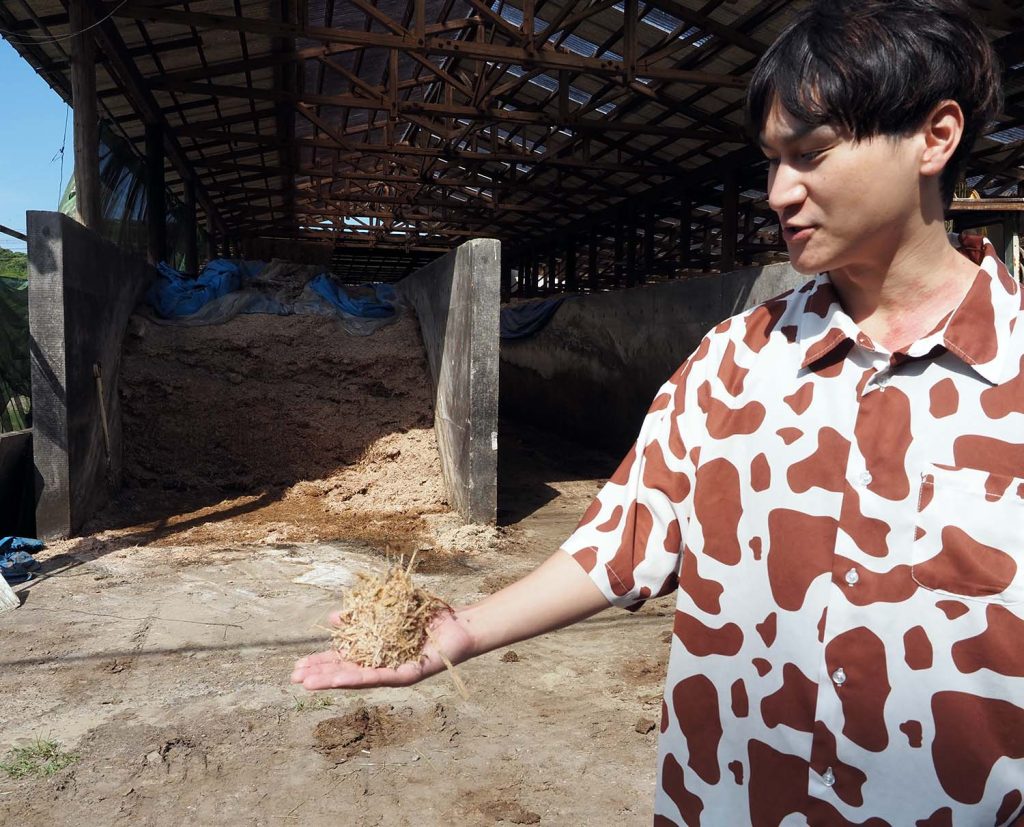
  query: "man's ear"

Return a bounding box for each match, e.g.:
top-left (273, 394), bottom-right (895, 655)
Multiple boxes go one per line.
top-left (919, 100), bottom-right (965, 180)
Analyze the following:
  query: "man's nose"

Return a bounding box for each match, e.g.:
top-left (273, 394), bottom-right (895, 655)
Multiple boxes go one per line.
top-left (767, 164), bottom-right (807, 216)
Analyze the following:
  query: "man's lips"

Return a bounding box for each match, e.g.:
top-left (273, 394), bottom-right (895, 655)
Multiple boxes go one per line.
top-left (782, 225), bottom-right (816, 243)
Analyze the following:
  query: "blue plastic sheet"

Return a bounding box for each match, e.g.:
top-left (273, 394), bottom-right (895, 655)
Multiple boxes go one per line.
top-left (146, 259), bottom-right (249, 319)
top-left (308, 275), bottom-right (397, 319)
top-left (143, 261), bottom-right (401, 335)
top-left (500, 296), bottom-right (573, 340)
top-left (0, 537), bottom-right (42, 583)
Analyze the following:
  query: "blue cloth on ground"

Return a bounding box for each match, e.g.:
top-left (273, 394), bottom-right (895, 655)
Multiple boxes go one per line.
top-left (1, 537), bottom-right (42, 583)
top-left (146, 259), bottom-right (248, 319)
top-left (308, 275), bottom-right (397, 318)
top-left (500, 296), bottom-right (572, 339)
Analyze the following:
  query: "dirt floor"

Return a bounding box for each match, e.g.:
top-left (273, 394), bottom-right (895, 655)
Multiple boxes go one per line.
top-left (0, 421), bottom-right (677, 826)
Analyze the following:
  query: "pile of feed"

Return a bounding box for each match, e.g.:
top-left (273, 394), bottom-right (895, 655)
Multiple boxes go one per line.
top-left (331, 558), bottom-right (467, 697)
top-left (332, 557), bottom-right (447, 669)
top-left (85, 300), bottom-right (498, 553)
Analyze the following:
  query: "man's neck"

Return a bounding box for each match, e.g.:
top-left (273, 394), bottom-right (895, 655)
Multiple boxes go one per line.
top-left (828, 221), bottom-right (980, 353)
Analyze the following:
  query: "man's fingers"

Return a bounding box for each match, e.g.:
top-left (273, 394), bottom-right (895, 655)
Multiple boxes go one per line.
top-left (292, 650), bottom-right (343, 673)
top-left (291, 651), bottom-right (431, 690)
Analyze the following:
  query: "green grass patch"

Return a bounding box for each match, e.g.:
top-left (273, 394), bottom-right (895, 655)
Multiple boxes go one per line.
top-left (293, 695), bottom-right (335, 712)
top-left (0, 739), bottom-right (77, 779)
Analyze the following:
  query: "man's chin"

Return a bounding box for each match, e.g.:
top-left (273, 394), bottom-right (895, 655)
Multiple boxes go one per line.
top-left (786, 247), bottom-right (831, 275)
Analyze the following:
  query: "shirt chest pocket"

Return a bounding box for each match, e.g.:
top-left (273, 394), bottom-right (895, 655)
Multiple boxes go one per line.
top-left (911, 465), bottom-right (1024, 604)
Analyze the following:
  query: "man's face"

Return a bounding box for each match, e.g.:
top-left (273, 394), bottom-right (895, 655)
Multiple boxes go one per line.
top-left (759, 100), bottom-right (924, 275)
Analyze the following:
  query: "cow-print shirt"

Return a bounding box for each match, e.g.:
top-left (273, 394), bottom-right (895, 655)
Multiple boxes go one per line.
top-left (563, 238), bottom-right (1024, 825)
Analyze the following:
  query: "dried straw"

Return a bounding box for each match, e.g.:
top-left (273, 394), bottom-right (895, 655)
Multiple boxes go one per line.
top-left (331, 556), bottom-right (468, 697)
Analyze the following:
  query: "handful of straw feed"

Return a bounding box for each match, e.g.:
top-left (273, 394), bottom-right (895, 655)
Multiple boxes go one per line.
top-left (330, 556), bottom-right (468, 697)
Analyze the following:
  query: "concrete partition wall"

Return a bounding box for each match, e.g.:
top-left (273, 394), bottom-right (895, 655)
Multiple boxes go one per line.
top-left (28, 211), bottom-right (156, 538)
top-left (500, 262), bottom-right (805, 454)
top-left (398, 238), bottom-right (500, 524)
top-left (0, 429), bottom-right (34, 535)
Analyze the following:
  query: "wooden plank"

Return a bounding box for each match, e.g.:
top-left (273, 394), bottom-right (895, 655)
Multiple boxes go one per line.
top-left (947, 199), bottom-right (1024, 212)
top-left (0, 224), bottom-right (28, 242)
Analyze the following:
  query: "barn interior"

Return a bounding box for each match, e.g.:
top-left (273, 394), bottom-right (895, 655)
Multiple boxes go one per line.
top-left (0, 2), bottom-right (1023, 822)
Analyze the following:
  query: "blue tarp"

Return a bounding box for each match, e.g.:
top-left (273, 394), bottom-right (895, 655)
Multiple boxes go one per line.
top-left (144, 261), bottom-right (401, 336)
top-left (1, 537), bottom-right (42, 584)
top-left (308, 276), bottom-right (397, 319)
top-left (146, 259), bottom-right (252, 319)
top-left (500, 296), bottom-right (573, 340)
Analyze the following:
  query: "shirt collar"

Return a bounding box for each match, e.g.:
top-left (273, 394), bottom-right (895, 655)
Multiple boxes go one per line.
top-left (799, 236), bottom-right (1020, 384)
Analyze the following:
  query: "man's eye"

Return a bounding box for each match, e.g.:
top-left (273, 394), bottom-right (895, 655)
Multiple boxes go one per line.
top-left (800, 149), bottom-right (825, 161)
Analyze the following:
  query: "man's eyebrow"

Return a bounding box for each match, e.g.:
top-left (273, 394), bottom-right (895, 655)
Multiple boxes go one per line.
top-left (759, 122), bottom-right (821, 149)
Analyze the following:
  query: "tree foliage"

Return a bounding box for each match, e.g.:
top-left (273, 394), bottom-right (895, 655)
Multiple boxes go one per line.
top-left (0, 249), bottom-right (27, 280)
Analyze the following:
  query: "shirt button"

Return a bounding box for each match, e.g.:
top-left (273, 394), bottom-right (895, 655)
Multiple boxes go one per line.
top-left (832, 667), bottom-right (847, 686)
top-left (823, 767), bottom-right (836, 787)
top-left (844, 568), bottom-right (859, 586)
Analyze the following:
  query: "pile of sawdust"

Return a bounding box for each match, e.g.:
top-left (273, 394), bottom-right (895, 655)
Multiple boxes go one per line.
top-left (331, 559), bottom-right (448, 669)
top-left (96, 310), bottom-right (473, 552)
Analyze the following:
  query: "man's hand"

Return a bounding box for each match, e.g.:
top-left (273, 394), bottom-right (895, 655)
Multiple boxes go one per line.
top-left (290, 549), bottom-right (611, 692)
top-left (290, 608), bottom-right (474, 691)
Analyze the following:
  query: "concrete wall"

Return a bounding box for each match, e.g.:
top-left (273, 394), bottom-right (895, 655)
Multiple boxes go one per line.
top-left (27, 211), bottom-right (156, 538)
top-left (500, 261), bottom-right (806, 453)
top-left (398, 239), bottom-right (500, 524)
top-left (0, 429), bottom-right (34, 536)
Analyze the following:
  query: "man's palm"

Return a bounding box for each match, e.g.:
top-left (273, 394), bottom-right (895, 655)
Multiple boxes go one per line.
top-left (291, 609), bottom-right (473, 691)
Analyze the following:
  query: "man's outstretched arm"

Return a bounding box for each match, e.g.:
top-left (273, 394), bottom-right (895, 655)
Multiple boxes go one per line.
top-left (290, 548), bottom-right (611, 691)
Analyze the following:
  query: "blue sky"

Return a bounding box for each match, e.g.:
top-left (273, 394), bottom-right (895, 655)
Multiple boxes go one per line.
top-left (0, 38), bottom-right (71, 253)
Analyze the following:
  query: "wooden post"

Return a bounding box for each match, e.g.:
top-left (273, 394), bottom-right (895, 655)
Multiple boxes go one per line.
top-left (721, 170), bottom-right (739, 273)
top-left (145, 124), bottom-right (167, 266)
top-left (614, 220), bottom-right (624, 288)
top-left (702, 217), bottom-right (711, 273)
top-left (184, 178), bottom-right (198, 275)
top-left (623, 0), bottom-right (637, 81)
top-left (677, 198), bottom-right (691, 277)
top-left (588, 229), bottom-right (599, 292)
top-left (206, 213), bottom-right (217, 260)
top-left (69, 0), bottom-right (101, 231)
top-left (547, 247), bottom-right (557, 294)
top-left (565, 236), bottom-right (577, 292)
top-left (500, 253), bottom-right (512, 301)
top-left (626, 209), bottom-right (638, 287)
top-left (414, 0), bottom-right (425, 42)
top-left (643, 207), bottom-right (655, 280)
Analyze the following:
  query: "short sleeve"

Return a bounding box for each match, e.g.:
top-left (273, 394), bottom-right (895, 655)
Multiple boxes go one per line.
top-left (560, 350), bottom-right (704, 611)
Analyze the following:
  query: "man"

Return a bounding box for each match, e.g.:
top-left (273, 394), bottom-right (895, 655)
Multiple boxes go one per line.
top-left (294, 1), bottom-right (1023, 822)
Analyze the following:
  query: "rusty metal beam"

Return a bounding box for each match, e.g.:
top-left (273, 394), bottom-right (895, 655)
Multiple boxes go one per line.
top-left (113, 2), bottom-right (748, 87)
top-left (84, 0), bottom-right (226, 233)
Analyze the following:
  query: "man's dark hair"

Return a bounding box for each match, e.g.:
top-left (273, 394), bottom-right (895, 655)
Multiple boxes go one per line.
top-left (746, 0), bottom-right (1002, 205)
